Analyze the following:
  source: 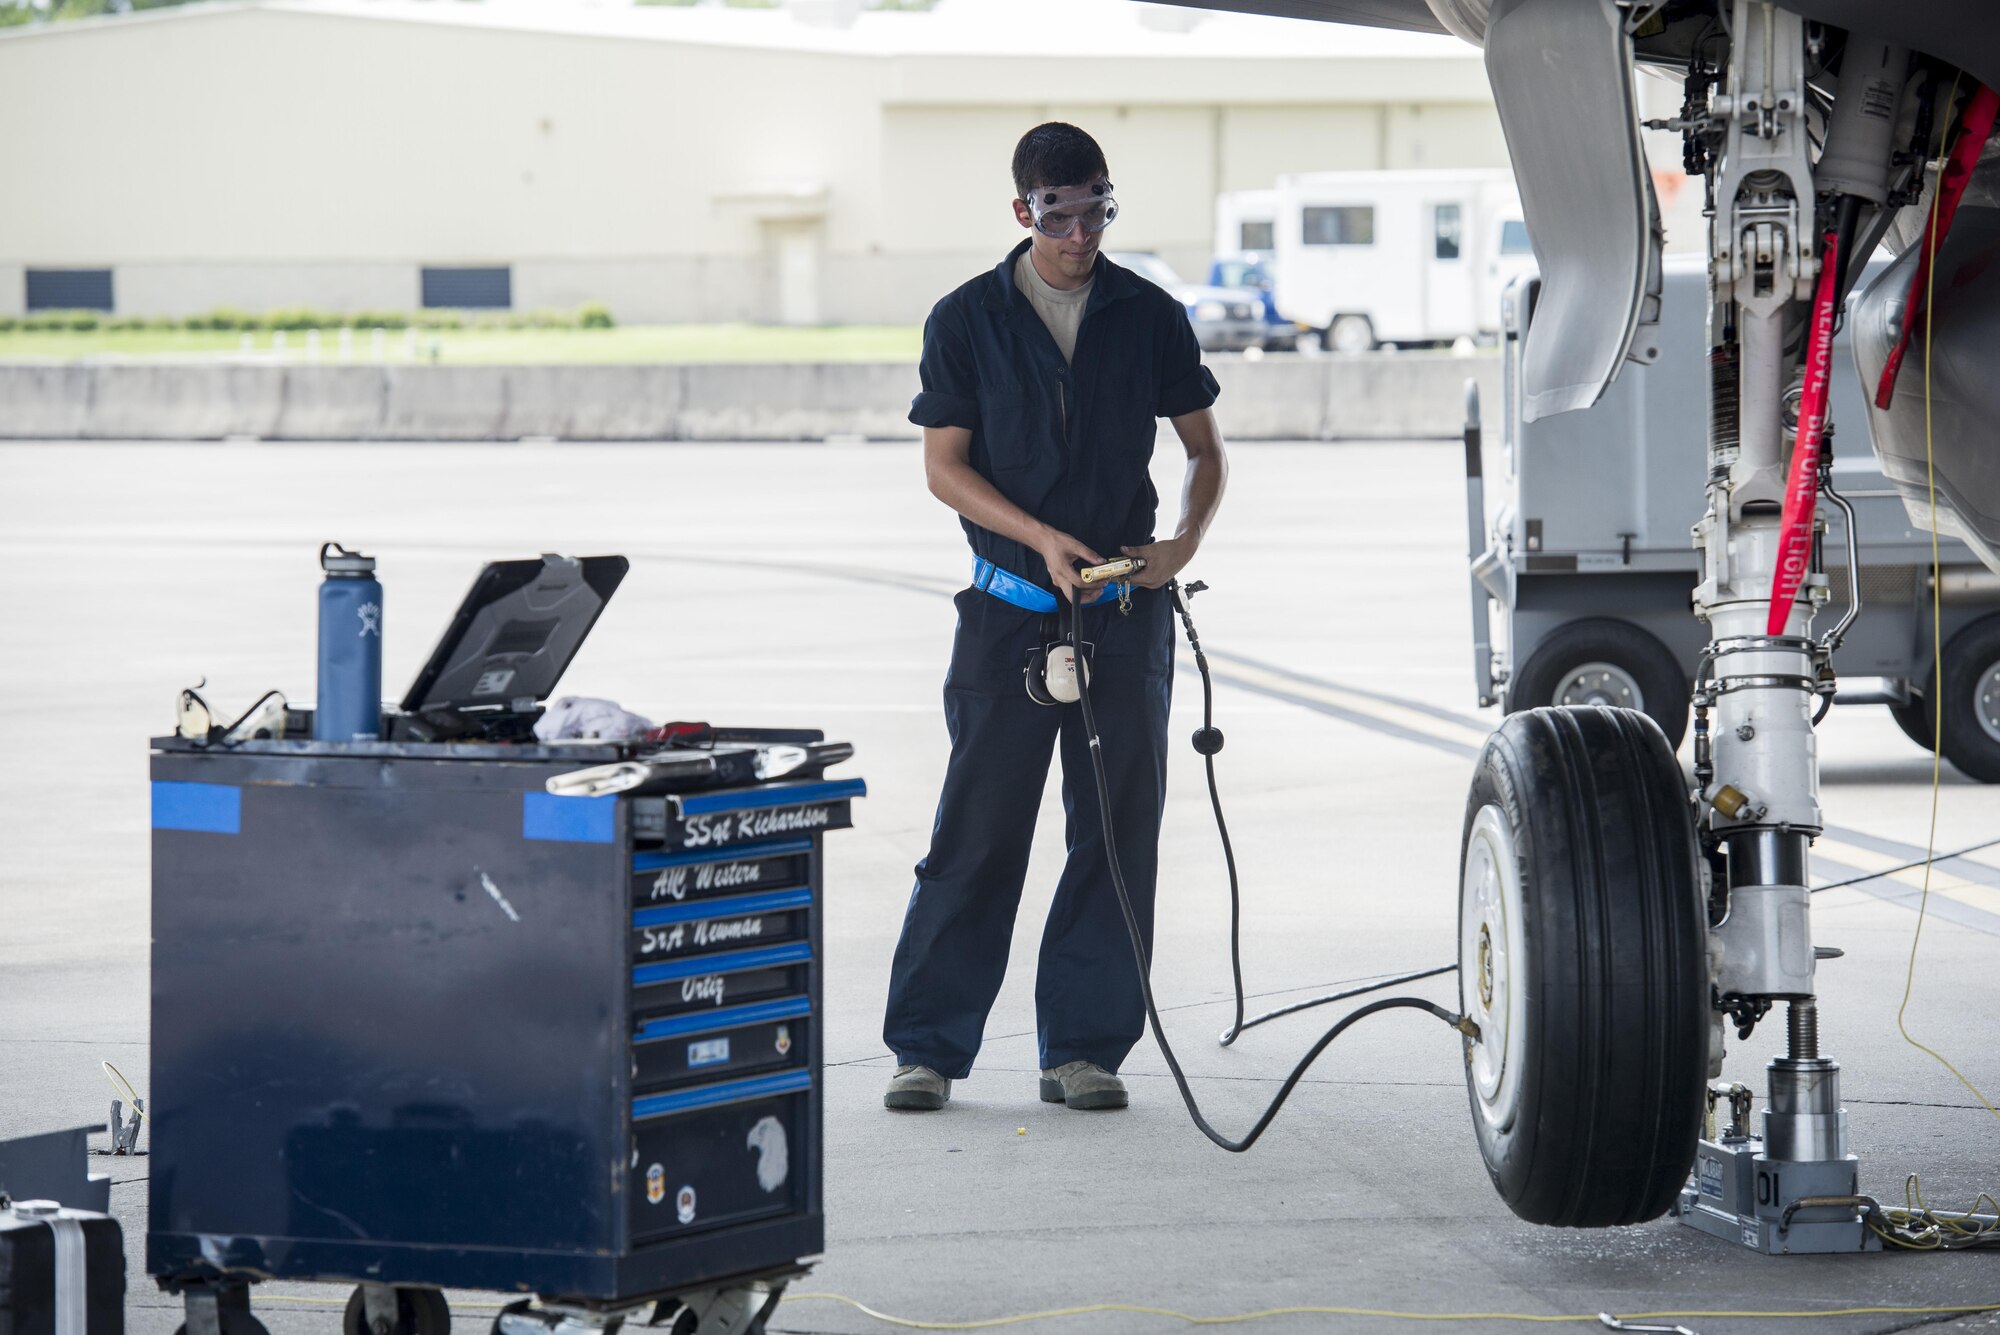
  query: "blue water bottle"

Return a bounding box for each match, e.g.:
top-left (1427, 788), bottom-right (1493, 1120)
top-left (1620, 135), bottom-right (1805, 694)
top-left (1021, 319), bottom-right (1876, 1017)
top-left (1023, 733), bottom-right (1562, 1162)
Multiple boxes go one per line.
top-left (315, 542), bottom-right (383, 741)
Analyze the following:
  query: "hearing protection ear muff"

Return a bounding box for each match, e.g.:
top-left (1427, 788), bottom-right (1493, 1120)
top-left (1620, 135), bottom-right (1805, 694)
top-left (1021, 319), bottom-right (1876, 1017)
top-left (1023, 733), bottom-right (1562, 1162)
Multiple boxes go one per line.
top-left (1023, 612), bottom-right (1090, 706)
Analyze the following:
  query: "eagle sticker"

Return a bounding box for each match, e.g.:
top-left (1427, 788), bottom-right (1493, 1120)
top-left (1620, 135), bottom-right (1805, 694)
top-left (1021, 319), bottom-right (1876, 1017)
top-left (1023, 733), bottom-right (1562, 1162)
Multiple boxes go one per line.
top-left (747, 1115), bottom-right (790, 1193)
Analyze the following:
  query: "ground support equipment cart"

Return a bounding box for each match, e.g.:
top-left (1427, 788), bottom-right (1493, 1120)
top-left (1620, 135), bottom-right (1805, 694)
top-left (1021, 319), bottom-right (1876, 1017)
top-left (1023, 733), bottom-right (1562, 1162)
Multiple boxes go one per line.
top-left (147, 732), bottom-right (863, 1335)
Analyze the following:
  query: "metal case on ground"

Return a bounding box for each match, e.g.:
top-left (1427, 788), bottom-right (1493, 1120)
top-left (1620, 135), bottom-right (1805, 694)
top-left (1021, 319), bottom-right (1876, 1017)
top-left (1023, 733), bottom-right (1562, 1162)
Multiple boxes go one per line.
top-left (0, 1201), bottom-right (125, 1335)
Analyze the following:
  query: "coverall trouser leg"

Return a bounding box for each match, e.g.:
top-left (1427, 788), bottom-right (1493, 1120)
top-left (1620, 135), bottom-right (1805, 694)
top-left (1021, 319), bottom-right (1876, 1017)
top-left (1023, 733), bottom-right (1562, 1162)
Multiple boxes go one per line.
top-left (883, 586), bottom-right (1172, 1080)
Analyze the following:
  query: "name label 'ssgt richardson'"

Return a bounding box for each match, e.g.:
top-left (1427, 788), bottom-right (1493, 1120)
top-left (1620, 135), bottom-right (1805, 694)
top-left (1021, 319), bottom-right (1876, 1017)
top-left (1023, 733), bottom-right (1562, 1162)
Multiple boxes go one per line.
top-left (682, 803), bottom-right (834, 849)
top-left (642, 779), bottom-right (864, 851)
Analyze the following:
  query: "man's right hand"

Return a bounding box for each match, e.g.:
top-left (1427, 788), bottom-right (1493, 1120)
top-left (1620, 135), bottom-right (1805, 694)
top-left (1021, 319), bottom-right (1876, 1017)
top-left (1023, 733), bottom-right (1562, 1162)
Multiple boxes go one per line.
top-left (1034, 527), bottom-right (1106, 603)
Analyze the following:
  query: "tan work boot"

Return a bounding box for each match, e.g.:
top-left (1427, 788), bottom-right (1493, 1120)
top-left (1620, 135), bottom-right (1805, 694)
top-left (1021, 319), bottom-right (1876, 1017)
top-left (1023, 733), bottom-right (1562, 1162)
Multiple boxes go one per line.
top-left (883, 1064), bottom-right (951, 1111)
top-left (1038, 1060), bottom-right (1128, 1110)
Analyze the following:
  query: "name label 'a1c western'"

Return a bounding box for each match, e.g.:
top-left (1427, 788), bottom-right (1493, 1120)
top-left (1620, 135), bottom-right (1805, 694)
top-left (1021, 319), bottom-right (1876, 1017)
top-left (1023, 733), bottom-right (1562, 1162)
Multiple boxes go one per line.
top-left (650, 856), bottom-right (768, 902)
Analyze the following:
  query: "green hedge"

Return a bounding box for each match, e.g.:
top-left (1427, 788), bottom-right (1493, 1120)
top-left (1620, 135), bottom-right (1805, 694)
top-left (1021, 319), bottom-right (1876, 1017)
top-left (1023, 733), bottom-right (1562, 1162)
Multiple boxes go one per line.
top-left (1, 303), bottom-right (618, 333)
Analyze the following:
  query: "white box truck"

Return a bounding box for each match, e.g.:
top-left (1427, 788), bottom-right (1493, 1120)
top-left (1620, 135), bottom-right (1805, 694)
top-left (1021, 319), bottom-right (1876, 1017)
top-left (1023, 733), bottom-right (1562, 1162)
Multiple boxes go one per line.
top-left (1253, 169), bottom-right (1534, 352)
top-left (1214, 188), bottom-right (1277, 259)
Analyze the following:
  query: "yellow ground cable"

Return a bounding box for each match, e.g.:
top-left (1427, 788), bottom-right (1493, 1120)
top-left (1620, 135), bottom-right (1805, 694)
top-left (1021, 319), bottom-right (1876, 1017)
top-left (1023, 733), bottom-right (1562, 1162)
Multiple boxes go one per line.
top-left (102, 1060), bottom-right (143, 1114)
top-left (777, 1295), bottom-right (2000, 1330)
top-left (243, 1292), bottom-right (2000, 1327)
top-left (1898, 71), bottom-right (2000, 1131)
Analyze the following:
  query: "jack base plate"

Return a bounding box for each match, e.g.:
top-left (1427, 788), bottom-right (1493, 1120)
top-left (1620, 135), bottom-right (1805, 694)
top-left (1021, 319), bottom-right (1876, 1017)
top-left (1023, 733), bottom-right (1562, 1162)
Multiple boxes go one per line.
top-left (1673, 1135), bottom-right (1880, 1254)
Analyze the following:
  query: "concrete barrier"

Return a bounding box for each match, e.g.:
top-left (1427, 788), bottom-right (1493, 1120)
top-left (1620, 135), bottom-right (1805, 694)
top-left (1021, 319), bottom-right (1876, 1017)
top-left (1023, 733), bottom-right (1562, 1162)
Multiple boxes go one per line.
top-left (0, 353), bottom-right (1498, 442)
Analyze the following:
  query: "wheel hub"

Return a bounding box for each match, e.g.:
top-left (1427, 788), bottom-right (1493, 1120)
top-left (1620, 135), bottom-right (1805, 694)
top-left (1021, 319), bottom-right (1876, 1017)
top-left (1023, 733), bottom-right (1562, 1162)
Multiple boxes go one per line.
top-left (1978, 661), bottom-right (2000, 745)
top-left (1554, 660), bottom-right (1643, 711)
top-left (1476, 924), bottom-right (1495, 1009)
top-left (1460, 804), bottom-right (1527, 1131)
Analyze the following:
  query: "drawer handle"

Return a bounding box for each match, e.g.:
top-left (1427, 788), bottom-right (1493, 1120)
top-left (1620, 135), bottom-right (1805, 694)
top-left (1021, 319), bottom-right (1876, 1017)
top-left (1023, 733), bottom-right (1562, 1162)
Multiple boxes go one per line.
top-left (632, 837), bottom-right (814, 874)
top-left (672, 778), bottom-right (867, 817)
top-left (633, 1068), bottom-right (813, 1120)
top-left (632, 941), bottom-right (812, 986)
top-left (634, 996), bottom-right (813, 1044)
top-left (632, 886), bottom-right (813, 929)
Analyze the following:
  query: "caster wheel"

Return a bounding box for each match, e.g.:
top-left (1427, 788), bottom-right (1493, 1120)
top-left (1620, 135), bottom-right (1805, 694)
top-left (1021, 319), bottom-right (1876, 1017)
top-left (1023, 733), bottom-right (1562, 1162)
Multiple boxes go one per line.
top-left (172, 1319), bottom-right (267, 1335)
top-left (676, 1284), bottom-right (786, 1335)
top-left (491, 1298), bottom-right (537, 1335)
top-left (642, 1304), bottom-right (698, 1335)
top-left (1509, 618), bottom-right (1690, 751)
top-left (1459, 706), bottom-right (1708, 1227)
top-left (174, 1286), bottom-right (267, 1335)
top-left (345, 1286), bottom-right (450, 1335)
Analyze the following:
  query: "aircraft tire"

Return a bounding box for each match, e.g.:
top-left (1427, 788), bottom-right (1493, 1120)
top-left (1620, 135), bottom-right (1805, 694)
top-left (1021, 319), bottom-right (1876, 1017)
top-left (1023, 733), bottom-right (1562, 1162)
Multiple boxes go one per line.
top-left (1458, 706), bottom-right (1707, 1227)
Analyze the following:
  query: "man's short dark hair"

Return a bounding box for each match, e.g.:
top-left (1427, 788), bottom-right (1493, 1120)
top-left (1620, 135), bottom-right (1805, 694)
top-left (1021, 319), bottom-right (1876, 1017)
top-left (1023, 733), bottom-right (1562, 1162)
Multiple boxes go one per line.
top-left (1012, 122), bottom-right (1109, 201)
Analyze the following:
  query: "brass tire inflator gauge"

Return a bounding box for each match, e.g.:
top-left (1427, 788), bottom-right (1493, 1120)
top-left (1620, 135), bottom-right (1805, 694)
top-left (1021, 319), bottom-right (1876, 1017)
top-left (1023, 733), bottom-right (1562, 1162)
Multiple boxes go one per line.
top-left (1062, 577), bottom-right (1463, 1152)
top-left (1078, 556), bottom-right (1145, 585)
top-left (1025, 559), bottom-right (1141, 706)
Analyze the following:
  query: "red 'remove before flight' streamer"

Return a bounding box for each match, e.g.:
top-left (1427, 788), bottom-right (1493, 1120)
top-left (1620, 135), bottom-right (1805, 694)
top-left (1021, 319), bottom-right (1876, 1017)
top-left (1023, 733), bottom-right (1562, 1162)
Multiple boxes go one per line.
top-left (1767, 230), bottom-right (1842, 637)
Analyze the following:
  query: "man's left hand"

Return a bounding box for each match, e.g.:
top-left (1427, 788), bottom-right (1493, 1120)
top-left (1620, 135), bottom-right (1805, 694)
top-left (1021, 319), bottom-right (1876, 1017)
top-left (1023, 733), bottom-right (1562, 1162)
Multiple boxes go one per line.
top-left (1119, 538), bottom-right (1193, 589)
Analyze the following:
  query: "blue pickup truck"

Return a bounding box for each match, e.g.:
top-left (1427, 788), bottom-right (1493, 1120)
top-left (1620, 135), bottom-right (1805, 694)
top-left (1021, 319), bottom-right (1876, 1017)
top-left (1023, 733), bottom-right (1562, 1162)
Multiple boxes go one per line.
top-left (1207, 253), bottom-right (1300, 350)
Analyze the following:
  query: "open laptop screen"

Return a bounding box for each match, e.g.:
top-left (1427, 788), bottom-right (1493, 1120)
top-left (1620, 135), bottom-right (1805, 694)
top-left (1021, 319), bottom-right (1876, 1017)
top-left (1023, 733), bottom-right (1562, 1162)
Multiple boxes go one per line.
top-left (400, 554), bottom-right (628, 715)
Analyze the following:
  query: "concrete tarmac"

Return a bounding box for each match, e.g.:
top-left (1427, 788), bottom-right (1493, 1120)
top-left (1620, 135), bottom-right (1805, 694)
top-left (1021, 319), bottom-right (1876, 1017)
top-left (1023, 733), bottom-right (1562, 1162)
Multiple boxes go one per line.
top-left (1, 438), bottom-right (1996, 1335)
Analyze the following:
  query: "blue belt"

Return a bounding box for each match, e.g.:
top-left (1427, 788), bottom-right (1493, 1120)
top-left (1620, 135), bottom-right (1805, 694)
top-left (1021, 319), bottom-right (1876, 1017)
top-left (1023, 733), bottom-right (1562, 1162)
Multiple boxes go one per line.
top-left (972, 556), bottom-right (1122, 613)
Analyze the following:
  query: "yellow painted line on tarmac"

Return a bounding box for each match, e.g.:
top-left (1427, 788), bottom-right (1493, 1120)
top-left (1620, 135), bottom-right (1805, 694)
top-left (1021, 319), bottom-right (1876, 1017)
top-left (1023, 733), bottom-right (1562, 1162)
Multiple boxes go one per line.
top-left (1206, 655), bottom-right (1493, 751)
top-left (1814, 836), bottom-right (1999, 913)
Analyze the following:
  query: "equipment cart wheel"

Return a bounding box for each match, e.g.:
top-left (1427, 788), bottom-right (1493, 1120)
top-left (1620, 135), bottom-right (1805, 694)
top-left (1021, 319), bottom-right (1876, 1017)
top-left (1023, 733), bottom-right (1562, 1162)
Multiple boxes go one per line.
top-left (344, 1285), bottom-right (451, 1335)
top-left (1458, 706), bottom-right (1708, 1227)
top-left (173, 1285), bottom-right (269, 1335)
top-left (673, 1284), bottom-right (788, 1335)
top-left (1901, 614), bottom-right (2000, 783)
top-left (1508, 618), bottom-right (1690, 751)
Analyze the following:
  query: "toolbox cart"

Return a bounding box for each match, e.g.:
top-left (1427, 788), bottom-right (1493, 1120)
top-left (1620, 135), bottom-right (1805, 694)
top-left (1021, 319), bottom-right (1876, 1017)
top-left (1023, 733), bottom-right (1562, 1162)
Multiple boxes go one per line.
top-left (1464, 258), bottom-right (2000, 776)
top-left (147, 554), bottom-right (864, 1335)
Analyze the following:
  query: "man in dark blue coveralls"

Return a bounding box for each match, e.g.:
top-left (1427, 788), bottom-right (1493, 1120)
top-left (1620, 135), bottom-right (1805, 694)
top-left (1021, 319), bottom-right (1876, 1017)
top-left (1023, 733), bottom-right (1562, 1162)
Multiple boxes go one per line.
top-left (882, 123), bottom-right (1228, 1113)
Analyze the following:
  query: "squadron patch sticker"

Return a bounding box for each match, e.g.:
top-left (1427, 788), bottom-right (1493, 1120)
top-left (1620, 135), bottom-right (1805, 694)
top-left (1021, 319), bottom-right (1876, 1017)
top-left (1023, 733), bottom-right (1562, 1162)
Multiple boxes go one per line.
top-left (676, 1184), bottom-right (698, 1225)
top-left (645, 1163), bottom-right (665, 1205)
top-left (774, 1024), bottom-right (793, 1057)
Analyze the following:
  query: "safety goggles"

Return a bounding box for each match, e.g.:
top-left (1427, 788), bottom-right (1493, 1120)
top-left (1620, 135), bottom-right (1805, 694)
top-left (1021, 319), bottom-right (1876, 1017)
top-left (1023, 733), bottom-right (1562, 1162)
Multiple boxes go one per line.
top-left (1028, 179), bottom-right (1118, 238)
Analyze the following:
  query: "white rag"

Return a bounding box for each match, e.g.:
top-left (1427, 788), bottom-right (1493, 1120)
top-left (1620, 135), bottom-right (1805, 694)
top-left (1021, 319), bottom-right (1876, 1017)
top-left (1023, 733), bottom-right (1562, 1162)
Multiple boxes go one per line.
top-left (534, 696), bottom-right (655, 742)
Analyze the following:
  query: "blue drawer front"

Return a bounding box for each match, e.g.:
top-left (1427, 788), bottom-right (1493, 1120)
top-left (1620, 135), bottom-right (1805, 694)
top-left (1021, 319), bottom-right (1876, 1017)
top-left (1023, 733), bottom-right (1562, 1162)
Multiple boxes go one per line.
top-left (633, 1005), bottom-right (809, 1092)
top-left (633, 1069), bottom-right (814, 1121)
top-left (673, 779), bottom-right (868, 817)
top-left (630, 1088), bottom-right (809, 1242)
top-left (633, 886), bottom-right (813, 929)
top-left (636, 996), bottom-right (814, 1043)
top-left (631, 841), bottom-right (813, 908)
top-left (632, 941), bottom-right (812, 987)
top-left (632, 838), bottom-right (814, 873)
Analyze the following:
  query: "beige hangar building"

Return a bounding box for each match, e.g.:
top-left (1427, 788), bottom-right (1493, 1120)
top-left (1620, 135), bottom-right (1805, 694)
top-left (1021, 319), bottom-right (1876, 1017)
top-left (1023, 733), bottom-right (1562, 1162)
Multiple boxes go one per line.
top-left (0, 0), bottom-right (1529, 326)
